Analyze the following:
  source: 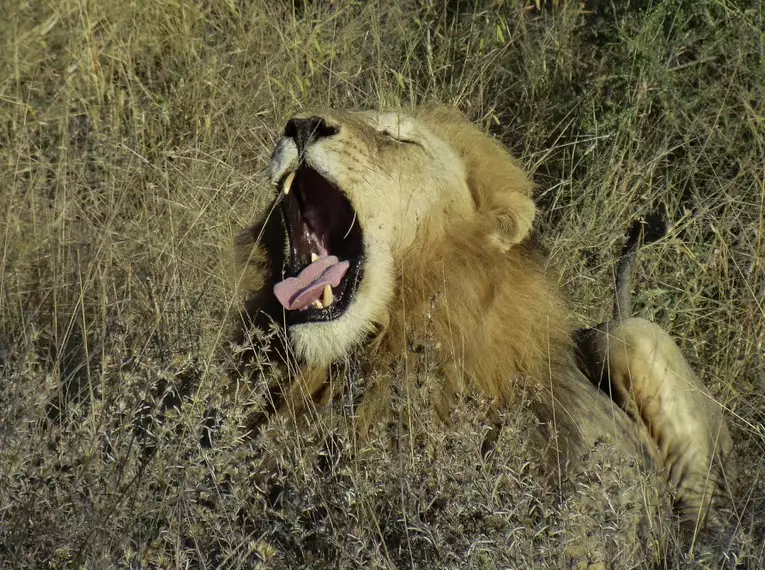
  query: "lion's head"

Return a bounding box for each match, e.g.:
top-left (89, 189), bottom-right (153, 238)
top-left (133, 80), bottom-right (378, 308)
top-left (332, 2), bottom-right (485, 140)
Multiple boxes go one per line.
top-left (250, 107), bottom-right (538, 368)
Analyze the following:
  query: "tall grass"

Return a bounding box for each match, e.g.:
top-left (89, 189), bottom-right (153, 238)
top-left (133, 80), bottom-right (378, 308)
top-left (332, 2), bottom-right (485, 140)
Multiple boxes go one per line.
top-left (1, 0), bottom-right (762, 567)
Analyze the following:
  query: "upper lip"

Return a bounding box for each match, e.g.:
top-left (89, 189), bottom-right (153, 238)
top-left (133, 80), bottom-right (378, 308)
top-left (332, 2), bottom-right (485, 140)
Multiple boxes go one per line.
top-left (280, 171), bottom-right (313, 273)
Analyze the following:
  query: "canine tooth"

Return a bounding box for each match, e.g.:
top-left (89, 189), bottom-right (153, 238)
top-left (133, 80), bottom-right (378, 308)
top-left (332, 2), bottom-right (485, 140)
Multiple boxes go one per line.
top-left (311, 253), bottom-right (319, 262)
top-left (282, 171), bottom-right (296, 195)
top-left (323, 284), bottom-right (333, 307)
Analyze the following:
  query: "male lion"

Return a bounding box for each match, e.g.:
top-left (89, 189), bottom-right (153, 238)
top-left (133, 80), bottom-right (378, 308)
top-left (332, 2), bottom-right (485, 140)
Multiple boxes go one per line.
top-left (233, 107), bottom-right (732, 548)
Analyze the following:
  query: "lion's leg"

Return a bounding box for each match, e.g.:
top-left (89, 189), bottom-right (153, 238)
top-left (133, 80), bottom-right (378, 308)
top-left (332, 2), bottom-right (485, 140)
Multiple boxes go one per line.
top-left (575, 317), bottom-right (733, 535)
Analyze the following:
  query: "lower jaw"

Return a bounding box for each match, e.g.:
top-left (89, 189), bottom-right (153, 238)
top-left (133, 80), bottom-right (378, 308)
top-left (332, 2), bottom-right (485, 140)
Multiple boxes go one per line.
top-left (285, 305), bottom-right (345, 326)
top-left (283, 259), bottom-right (364, 326)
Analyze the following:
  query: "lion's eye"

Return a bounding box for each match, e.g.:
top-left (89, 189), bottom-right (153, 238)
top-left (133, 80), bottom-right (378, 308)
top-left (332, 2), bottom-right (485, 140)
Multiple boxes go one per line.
top-left (380, 129), bottom-right (419, 146)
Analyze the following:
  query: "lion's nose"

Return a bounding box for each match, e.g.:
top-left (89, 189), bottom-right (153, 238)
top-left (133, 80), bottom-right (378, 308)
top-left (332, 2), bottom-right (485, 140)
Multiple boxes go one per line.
top-left (284, 116), bottom-right (338, 154)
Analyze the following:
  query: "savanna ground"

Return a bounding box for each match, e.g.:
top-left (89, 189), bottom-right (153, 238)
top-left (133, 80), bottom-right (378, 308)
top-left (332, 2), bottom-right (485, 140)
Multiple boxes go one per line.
top-left (1, 0), bottom-right (764, 568)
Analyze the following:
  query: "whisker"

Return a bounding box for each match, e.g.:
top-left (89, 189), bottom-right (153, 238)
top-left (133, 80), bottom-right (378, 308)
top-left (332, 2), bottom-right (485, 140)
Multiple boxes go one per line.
top-left (343, 211), bottom-right (357, 240)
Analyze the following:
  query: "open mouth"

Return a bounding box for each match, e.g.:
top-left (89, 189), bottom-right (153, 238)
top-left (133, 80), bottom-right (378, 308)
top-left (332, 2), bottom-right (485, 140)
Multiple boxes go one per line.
top-left (272, 165), bottom-right (364, 324)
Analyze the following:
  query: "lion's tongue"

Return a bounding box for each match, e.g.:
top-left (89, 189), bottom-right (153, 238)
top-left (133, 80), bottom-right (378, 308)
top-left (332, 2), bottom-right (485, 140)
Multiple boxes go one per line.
top-left (273, 255), bottom-right (350, 310)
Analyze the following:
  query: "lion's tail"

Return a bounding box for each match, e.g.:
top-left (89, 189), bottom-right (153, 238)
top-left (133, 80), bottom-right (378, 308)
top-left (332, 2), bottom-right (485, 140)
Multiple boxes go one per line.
top-left (614, 210), bottom-right (668, 321)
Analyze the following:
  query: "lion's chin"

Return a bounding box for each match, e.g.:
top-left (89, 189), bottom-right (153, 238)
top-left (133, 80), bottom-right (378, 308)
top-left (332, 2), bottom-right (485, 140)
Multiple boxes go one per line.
top-left (288, 250), bottom-right (395, 367)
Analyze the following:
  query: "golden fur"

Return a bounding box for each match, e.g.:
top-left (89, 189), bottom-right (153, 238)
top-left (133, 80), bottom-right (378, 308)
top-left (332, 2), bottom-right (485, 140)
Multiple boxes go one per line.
top-left (233, 106), bottom-right (732, 539)
top-left (577, 317), bottom-right (732, 534)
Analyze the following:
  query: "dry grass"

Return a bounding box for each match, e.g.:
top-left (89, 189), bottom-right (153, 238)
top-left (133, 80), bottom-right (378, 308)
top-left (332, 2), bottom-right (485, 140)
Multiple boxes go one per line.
top-left (0, 0), bottom-right (763, 568)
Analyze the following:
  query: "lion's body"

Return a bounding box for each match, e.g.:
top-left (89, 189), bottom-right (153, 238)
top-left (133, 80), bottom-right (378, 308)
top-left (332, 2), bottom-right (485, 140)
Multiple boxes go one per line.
top-left (233, 106), bottom-right (733, 553)
top-left (373, 217), bottom-right (649, 461)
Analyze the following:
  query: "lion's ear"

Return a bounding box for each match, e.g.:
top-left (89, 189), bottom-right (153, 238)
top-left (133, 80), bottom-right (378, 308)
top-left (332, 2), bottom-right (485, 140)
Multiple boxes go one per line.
top-left (464, 149), bottom-right (537, 249)
top-left (413, 106), bottom-right (537, 247)
top-left (488, 191), bottom-right (536, 249)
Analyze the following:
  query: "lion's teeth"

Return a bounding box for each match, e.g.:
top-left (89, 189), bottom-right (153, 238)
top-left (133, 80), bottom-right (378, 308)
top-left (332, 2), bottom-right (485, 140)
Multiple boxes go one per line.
top-left (311, 253), bottom-right (319, 262)
top-left (312, 299), bottom-right (324, 309)
top-left (322, 284), bottom-right (333, 307)
top-left (282, 171), bottom-right (296, 195)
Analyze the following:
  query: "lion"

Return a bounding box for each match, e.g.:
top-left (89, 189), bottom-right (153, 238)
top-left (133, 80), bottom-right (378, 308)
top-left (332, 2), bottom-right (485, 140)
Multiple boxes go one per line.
top-left (232, 106), bottom-right (733, 548)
